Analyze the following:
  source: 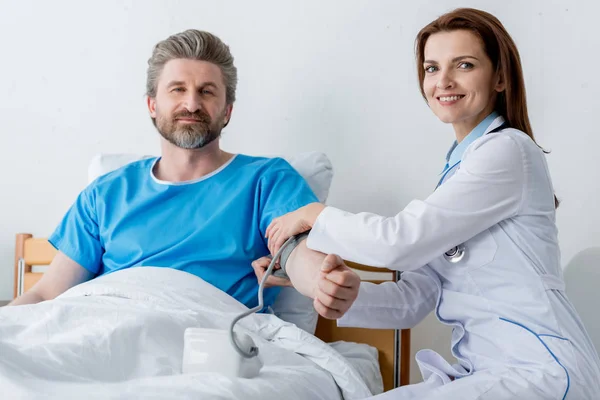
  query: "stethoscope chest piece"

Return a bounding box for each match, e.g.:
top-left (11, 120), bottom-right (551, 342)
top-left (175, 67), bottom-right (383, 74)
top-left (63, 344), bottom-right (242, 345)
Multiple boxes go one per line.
top-left (444, 244), bottom-right (466, 263)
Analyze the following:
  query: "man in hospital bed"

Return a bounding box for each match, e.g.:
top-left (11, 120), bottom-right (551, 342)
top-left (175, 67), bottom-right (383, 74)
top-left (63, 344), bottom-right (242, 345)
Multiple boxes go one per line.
top-left (8, 28), bottom-right (360, 319)
top-left (0, 28), bottom-right (381, 400)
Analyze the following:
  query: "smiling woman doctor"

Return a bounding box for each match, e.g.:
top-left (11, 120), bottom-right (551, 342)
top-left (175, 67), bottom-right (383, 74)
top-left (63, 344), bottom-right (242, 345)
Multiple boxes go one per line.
top-left (264, 8), bottom-right (600, 400)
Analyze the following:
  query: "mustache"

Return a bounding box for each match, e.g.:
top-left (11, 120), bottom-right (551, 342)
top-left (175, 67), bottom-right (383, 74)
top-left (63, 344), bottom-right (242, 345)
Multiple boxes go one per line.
top-left (173, 110), bottom-right (211, 123)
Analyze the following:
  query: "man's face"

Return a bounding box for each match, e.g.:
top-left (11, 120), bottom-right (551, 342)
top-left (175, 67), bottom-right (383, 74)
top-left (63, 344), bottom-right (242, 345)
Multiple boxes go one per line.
top-left (147, 59), bottom-right (233, 149)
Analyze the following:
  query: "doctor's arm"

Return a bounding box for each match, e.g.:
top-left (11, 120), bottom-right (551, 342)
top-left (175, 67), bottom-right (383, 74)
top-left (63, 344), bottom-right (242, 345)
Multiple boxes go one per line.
top-left (268, 134), bottom-right (525, 271)
top-left (338, 266), bottom-right (440, 329)
top-left (252, 240), bottom-right (360, 320)
top-left (252, 241), bottom-right (438, 326)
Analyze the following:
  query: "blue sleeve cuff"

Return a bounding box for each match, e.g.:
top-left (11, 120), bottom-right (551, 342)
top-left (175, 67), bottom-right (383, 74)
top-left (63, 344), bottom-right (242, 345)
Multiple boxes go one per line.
top-left (48, 229), bottom-right (100, 276)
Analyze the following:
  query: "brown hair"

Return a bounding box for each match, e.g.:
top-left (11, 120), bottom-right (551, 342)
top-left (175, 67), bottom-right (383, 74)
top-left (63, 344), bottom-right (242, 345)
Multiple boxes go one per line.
top-left (415, 8), bottom-right (559, 208)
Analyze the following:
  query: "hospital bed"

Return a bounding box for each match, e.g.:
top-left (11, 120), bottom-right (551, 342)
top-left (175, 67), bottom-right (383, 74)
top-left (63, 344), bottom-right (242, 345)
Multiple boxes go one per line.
top-left (6, 152), bottom-right (410, 398)
top-left (11, 232), bottom-right (411, 398)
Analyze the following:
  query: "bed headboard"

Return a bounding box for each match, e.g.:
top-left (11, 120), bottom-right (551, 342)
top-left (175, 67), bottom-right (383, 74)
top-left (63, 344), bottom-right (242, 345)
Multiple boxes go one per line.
top-left (14, 233), bottom-right (410, 393)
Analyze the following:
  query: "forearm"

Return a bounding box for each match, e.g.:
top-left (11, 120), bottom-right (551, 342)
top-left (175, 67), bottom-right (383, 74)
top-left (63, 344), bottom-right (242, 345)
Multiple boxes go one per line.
top-left (279, 238), bottom-right (360, 320)
top-left (7, 252), bottom-right (93, 307)
top-left (307, 137), bottom-right (524, 271)
top-left (284, 239), bottom-right (324, 299)
top-left (8, 289), bottom-right (47, 306)
top-left (338, 268), bottom-right (439, 329)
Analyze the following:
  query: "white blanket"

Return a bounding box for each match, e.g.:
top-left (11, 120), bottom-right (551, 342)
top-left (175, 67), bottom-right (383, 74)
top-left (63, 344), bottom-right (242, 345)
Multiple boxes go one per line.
top-left (0, 267), bottom-right (373, 399)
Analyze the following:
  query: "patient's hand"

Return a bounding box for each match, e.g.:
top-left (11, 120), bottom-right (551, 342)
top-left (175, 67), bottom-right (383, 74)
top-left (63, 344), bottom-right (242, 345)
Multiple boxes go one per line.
top-left (251, 256), bottom-right (293, 288)
top-left (313, 254), bottom-right (360, 320)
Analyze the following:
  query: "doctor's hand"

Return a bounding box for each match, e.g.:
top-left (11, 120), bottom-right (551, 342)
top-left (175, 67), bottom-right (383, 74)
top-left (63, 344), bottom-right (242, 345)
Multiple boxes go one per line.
top-left (313, 254), bottom-right (360, 320)
top-left (251, 256), bottom-right (293, 289)
top-left (266, 202), bottom-right (326, 256)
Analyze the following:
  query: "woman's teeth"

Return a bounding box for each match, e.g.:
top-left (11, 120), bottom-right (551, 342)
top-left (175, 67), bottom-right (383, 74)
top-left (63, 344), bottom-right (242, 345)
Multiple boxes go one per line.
top-left (439, 95), bottom-right (464, 102)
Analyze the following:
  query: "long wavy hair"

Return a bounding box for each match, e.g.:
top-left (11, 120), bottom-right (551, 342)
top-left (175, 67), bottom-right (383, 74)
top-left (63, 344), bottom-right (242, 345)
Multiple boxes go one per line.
top-left (415, 8), bottom-right (559, 208)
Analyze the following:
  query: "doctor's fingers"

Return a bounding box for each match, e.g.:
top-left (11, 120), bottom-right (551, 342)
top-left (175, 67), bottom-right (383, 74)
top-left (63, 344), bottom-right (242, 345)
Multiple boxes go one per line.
top-left (313, 298), bottom-right (344, 320)
top-left (317, 277), bottom-right (356, 301)
top-left (318, 266), bottom-right (360, 301)
top-left (322, 268), bottom-right (360, 290)
top-left (315, 289), bottom-right (350, 313)
top-left (319, 254), bottom-right (344, 273)
top-left (265, 218), bottom-right (279, 239)
top-left (267, 227), bottom-right (281, 255)
top-left (270, 230), bottom-right (290, 256)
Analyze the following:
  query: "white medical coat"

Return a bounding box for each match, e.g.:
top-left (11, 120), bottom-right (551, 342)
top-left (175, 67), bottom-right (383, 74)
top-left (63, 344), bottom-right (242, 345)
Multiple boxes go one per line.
top-left (306, 117), bottom-right (600, 399)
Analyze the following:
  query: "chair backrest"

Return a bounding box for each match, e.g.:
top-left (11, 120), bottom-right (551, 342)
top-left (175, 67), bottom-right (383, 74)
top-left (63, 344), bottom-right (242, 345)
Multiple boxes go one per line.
top-left (563, 247), bottom-right (600, 356)
top-left (315, 261), bottom-right (409, 392)
top-left (14, 233), bottom-right (57, 297)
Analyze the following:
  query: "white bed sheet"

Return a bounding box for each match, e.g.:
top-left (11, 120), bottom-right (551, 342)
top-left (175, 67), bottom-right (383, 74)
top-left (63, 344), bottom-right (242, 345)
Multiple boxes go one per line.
top-left (330, 341), bottom-right (384, 396)
top-left (0, 267), bottom-right (373, 400)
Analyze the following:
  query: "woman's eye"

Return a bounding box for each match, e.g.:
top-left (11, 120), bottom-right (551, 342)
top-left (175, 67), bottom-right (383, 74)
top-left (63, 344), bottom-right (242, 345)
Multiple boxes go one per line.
top-left (425, 65), bottom-right (438, 73)
top-left (459, 62), bottom-right (474, 69)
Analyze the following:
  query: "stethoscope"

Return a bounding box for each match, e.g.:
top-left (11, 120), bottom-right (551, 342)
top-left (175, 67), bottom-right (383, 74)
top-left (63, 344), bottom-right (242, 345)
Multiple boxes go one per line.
top-left (435, 163), bottom-right (467, 263)
top-left (436, 122), bottom-right (507, 263)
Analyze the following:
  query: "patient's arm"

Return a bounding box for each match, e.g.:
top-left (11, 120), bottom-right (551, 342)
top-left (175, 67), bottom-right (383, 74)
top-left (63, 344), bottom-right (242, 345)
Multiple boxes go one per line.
top-left (253, 240), bottom-right (360, 319)
top-left (9, 251), bottom-right (94, 306)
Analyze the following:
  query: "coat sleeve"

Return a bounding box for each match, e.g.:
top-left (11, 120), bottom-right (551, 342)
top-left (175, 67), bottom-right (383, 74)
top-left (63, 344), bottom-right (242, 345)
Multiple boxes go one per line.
top-left (337, 266), bottom-right (439, 329)
top-left (306, 133), bottom-right (526, 271)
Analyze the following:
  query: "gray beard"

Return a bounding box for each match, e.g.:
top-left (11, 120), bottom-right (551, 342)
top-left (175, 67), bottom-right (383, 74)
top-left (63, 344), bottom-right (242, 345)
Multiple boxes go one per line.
top-left (164, 125), bottom-right (221, 149)
top-left (155, 110), bottom-right (224, 150)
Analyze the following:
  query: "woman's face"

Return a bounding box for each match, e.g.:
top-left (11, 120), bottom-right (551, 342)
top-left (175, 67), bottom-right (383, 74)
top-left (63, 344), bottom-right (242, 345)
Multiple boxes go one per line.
top-left (422, 29), bottom-right (505, 140)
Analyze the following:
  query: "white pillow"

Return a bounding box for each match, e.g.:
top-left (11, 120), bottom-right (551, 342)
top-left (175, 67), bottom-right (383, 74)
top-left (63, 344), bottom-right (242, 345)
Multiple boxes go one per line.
top-left (87, 152), bottom-right (333, 334)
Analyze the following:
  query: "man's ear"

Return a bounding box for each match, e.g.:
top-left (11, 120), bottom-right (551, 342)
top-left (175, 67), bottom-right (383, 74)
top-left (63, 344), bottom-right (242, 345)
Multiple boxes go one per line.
top-left (147, 96), bottom-right (157, 118)
top-left (223, 103), bottom-right (233, 127)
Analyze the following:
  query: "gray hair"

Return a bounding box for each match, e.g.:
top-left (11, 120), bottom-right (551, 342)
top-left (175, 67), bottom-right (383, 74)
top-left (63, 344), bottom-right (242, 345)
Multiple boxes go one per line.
top-left (146, 29), bottom-right (237, 104)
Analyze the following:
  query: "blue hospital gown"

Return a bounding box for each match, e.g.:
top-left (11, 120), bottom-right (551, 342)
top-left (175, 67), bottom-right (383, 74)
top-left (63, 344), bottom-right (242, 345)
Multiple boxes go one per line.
top-left (49, 154), bottom-right (318, 309)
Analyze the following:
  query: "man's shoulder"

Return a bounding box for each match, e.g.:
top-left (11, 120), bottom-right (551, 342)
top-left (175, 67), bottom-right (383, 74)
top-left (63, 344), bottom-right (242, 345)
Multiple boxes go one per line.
top-left (89, 157), bottom-right (156, 190)
top-left (234, 154), bottom-right (296, 175)
top-left (235, 153), bottom-right (291, 167)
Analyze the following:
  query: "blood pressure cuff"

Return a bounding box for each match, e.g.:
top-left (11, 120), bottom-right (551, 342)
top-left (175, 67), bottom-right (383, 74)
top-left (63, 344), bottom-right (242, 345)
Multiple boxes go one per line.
top-left (276, 231), bottom-right (311, 278)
